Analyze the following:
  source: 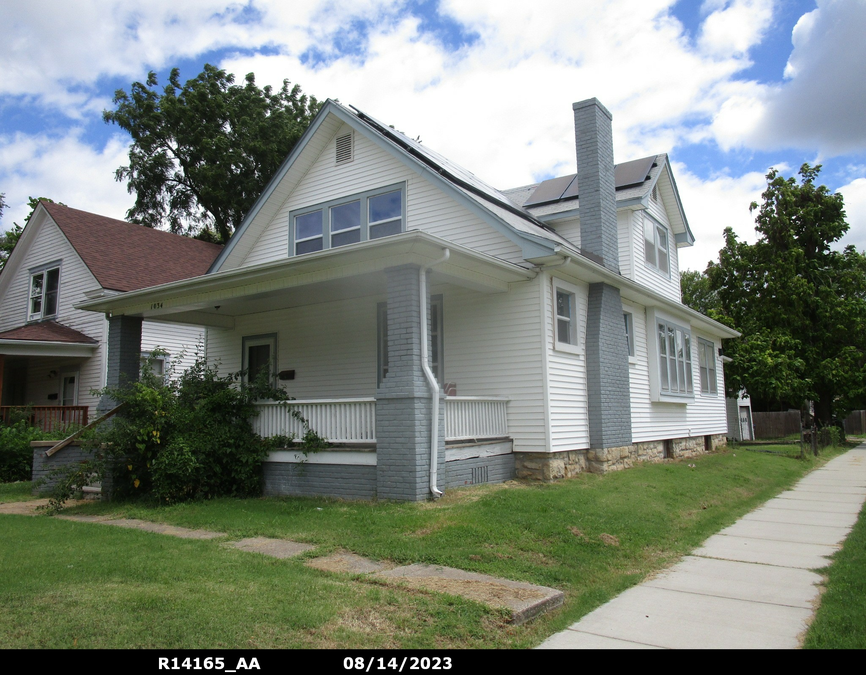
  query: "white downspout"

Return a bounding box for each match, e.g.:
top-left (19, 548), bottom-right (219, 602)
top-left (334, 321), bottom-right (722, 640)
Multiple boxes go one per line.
top-left (420, 248), bottom-right (450, 498)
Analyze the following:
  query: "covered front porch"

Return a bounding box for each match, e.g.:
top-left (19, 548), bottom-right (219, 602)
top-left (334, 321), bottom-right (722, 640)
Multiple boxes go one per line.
top-left (0, 321), bottom-right (99, 431)
top-left (77, 232), bottom-right (535, 501)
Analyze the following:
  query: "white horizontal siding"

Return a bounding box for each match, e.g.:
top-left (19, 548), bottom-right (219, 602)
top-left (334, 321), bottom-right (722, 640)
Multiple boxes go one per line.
top-left (544, 273), bottom-right (589, 451)
top-left (240, 123), bottom-right (525, 268)
top-left (628, 301), bottom-right (729, 442)
top-left (617, 210), bottom-right (633, 279)
top-left (141, 321), bottom-right (205, 377)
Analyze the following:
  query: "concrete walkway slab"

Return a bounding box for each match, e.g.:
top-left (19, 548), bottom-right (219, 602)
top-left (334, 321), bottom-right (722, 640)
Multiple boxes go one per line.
top-left (742, 506), bottom-right (860, 528)
top-left (643, 556), bottom-right (823, 608)
top-left (229, 537), bottom-right (315, 558)
top-left (773, 490), bottom-right (865, 504)
top-left (540, 585), bottom-right (811, 649)
top-left (306, 552), bottom-right (395, 574)
top-left (694, 533), bottom-right (838, 568)
top-left (757, 498), bottom-right (863, 514)
top-left (375, 563), bottom-right (564, 624)
top-left (538, 631), bottom-right (661, 649)
top-left (718, 519), bottom-right (851, 545)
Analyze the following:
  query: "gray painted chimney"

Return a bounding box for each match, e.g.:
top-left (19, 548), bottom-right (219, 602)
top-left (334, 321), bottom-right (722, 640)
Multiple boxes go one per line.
top-left (573, 98), bottom-right (619, 273)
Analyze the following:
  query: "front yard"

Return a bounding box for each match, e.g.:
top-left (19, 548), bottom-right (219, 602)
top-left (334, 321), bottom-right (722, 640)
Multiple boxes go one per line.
top-left (0, 444), bottom-right (855, 648)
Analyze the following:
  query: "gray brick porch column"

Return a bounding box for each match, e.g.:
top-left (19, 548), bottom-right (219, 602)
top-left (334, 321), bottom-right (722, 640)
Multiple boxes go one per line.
top-left (376, 264), bottom-right (446, 501)
top-left (98, 315), bottom-right (143, 415)
top-left (585, 283), bottom-right (632, 449)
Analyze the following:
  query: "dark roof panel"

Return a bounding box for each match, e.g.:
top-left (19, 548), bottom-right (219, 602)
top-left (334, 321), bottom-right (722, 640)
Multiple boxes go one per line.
top-left (614, 156), bottom-right (657, 190)
top-left (523, 155), bottom-right (659, 207)
top-left (524, 174), bottom-right (576, 207)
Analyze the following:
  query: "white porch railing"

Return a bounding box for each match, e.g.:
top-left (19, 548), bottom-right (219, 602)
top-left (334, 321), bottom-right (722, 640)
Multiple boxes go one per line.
top-left (444, 396), bottom-right (509, 441)
top-left (253, 398), bottom-right (377, 444)
top-left (253, 396), bottom-right (509, 444)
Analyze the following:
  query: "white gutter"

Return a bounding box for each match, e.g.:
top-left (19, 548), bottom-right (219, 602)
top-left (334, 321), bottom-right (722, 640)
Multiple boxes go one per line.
top-left (420, 248), bottom-right (450, 498)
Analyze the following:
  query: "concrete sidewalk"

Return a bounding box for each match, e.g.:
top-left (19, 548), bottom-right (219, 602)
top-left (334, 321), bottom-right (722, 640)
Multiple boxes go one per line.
top-left (538, 444), bottom-right (866, 649)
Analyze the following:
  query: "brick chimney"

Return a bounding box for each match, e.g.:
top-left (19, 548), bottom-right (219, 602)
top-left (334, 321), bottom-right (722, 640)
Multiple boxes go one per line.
top-left (573, 98), bottom-right (619, 273)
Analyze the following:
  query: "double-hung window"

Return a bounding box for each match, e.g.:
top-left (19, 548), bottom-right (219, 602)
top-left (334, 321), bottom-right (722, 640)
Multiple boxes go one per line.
top-left (291, 184), bottom-right (405, 256)
top-left (242, 334), bottom-right (277, 387)
top-left (552, 279), bottom-right (581, 354)
top-left (644, 217), bottom-right (669, 276)
top-left (28, 264), bottom-right (60, 321)
top-left (657, 319), bottom-right (693, 395)
top-left (698, 338), bottom-right (718, 395)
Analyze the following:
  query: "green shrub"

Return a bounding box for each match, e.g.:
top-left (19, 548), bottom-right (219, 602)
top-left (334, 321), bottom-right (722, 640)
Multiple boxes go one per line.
top-left (93, 351), bottom-right (294, 503)
top-left (0, 420), bottom-right (45, 482)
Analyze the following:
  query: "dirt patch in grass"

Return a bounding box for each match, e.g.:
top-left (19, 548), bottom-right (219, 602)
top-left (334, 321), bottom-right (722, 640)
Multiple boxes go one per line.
top-left (599, 533), bottom-right (620, 547)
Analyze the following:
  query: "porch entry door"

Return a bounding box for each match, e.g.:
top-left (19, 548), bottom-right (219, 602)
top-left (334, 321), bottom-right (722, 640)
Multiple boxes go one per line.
top-left (242, 334), bottom-right (277, 386)
top-left (60, 371), bottom-right (79, 406)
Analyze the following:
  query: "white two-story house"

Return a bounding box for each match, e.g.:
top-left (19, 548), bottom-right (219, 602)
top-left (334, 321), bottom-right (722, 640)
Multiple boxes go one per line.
top-left (78, 98), bottom-right (738, 501)
top-left (0, 202), bottom-right (222, 429)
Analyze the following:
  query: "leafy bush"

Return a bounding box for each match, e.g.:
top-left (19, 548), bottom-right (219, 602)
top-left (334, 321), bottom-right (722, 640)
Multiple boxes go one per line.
top-left (0, 419), bottom-right (47, 482)
top-left (93, 352), bottom-right (299, 503)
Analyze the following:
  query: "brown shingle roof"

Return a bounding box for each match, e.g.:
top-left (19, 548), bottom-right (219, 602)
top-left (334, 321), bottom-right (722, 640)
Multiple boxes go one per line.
top-left (0, 320), bottom-right (98, 344)
top-left (42, 202), bottom-right (223, 292)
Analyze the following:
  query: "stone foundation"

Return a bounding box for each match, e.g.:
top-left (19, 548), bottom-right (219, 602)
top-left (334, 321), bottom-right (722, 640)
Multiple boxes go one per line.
top-left (515, 434), bottom-right (728, 480)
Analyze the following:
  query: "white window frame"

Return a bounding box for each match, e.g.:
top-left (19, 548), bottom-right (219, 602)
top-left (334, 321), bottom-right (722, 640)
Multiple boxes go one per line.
top-left (698, 338), bottom-right (718, 395)
top-left (242, 334), bottom-right (278, 387)
top-left (623, 311), bottom-right (635, 359)
top-left (553, 278), bottom-right (581, 355)
top-left (140, 351), bottom-right (168, 382)
top-left (28, 261), bottom-right (61, 322)
top-left (59, 370), bottom-right (79, 406)
top-left (644, 216), bottom-right (670, 278)
top-left (289, 183), bottom-right (406, 257)
top-left (646, 308), bottom-right (694, 402)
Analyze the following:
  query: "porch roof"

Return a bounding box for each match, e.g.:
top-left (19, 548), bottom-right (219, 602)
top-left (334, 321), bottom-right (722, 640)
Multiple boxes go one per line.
top-left (0, 320), bottom-right (99, 357)
top-left (75, 231), bottom-right (535, 329)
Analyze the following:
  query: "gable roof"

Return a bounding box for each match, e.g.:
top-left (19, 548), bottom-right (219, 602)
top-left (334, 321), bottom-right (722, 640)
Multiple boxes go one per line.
top-left (41, 202), bottom-right (223, 292)
top-left (0, 320), bottom-right (98, 344)
top-left (210, 100), bottom-right (579, 272)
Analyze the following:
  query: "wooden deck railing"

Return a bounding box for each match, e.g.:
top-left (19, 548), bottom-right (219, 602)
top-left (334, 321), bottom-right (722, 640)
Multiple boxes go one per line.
top-left (0, 406), bottom-right (89, 433)
top-left (253, 396), bottom-right (509, 444)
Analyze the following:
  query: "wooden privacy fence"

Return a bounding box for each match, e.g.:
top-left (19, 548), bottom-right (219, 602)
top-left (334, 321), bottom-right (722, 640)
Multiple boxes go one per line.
top-left (843, 410), bottom-right (866, 435)
top-left (751, 410), bottom-right (801, 439)
top-left (1, 405), bottom-right (88, 433)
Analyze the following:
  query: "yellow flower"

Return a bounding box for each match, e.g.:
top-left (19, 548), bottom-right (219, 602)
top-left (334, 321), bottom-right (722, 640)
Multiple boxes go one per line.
top-left (134, 479), bottom-right (140, 488)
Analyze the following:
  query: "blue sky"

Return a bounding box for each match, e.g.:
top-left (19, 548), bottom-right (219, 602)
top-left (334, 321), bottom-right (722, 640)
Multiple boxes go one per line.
top-left (1, 0), bottom-right (865, 270)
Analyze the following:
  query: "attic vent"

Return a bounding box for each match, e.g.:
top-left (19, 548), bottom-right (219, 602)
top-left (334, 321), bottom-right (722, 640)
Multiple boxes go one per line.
top-left (651, 185), bottom-right (659, 202)
top-left (335, 132), bottom-right (354, 165)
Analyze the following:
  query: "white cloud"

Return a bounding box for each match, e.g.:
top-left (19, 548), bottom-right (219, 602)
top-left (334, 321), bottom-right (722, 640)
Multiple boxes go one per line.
top-left (698, 0), bottom-right (776, 57)
top-left (673, 162), bottom-right (770, 271)
top-left (710, 0), bottom-right (866, 156)
top-left (838, 177), bottom-right (866, 251)
top-left (0, 131), bottom-right (133, 230)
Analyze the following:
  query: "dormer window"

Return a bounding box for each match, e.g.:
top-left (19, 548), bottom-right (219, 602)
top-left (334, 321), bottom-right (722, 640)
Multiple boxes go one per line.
top-left (29, 266), bottom-right (60, 321)
top-left (644, 218), bottom-right (669, 277)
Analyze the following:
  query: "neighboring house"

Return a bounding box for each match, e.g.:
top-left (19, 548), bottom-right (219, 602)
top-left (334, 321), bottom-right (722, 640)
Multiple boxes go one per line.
top-left (79, 97), bottom-right (739, 501)
top-left (0, 202), bottom-right (222, 428)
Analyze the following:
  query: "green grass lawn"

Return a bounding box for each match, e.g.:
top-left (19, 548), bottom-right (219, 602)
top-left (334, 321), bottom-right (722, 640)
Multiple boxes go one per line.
top-left (803, 499), bottom-right (866, 649)
top-left (0, 444), bottom-right (852, 649)
top-left (0, 481), bottom-right (38, 503)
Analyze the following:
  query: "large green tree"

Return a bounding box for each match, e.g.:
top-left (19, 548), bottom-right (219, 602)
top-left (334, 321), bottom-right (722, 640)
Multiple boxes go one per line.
top-left (707, 164), bottom-right (866, 424)
top-left (104, 65), bottom-right (322, 243)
